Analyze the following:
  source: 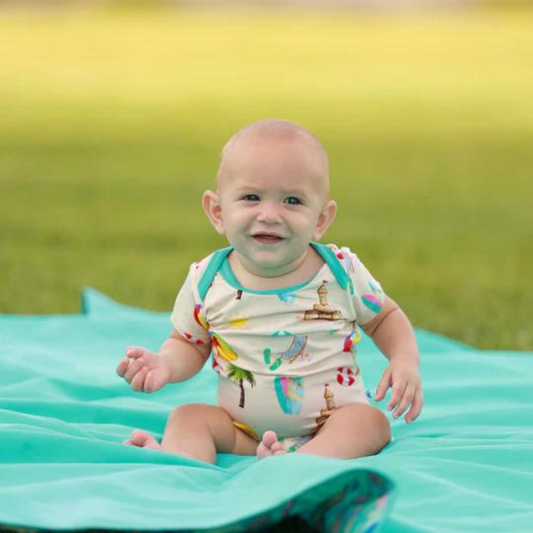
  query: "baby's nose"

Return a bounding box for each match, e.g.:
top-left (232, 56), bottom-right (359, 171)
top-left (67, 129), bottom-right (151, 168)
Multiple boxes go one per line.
top-left (256, 203), bottom-right (282, 224)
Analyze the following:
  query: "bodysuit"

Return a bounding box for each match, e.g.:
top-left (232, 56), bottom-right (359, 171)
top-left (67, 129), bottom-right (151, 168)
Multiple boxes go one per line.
top-left (170, 242), bottom-right (386, 451)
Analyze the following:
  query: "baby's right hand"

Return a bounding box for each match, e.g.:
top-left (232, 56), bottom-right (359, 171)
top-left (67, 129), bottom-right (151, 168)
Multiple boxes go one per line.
top-left (116, 346), bottom-right (172, 393)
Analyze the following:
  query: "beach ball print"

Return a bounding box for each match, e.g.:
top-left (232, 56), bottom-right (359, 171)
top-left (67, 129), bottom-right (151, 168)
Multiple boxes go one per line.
top-left (343, 326), bottom-right (361, 353)
top-left (337, 366), bottom-right (359, 387)
top-left (335, 249), bottom-right (354, 275)
top-left (274, 376), bottom-right (304, 415)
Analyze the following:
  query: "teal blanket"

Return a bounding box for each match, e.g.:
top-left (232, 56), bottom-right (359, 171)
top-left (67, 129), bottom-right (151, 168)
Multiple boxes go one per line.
top-left (1, 289), bottom-right (532, 532)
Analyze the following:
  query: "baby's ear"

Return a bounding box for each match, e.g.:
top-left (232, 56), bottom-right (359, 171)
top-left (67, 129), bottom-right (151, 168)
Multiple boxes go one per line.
top-left (202, 190), bottom-right (225, 235)
top-left (313, 200), bottom-right (337, 240)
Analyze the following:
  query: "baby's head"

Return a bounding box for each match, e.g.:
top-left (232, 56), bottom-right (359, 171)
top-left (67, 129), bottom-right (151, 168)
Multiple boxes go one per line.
top-left (203, 119), bottom-right (337, 275)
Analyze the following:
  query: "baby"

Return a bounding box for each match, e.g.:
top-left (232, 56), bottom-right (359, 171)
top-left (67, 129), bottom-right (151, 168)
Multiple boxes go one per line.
top-left (116, 119), bottom-right (423, 463)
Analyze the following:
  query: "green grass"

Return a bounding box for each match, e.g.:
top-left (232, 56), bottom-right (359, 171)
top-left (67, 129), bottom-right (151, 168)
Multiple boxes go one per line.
top-left (1, 7), bottom-right (532, 350)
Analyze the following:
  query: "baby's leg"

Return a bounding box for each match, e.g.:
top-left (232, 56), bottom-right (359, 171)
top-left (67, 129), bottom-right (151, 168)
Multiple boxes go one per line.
top-left (296, 404), bottom-right (391, 460)
top-left (160, 403), bottom-right (259, 463)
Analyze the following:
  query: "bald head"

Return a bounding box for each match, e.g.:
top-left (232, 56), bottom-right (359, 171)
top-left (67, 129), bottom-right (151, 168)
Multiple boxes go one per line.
top-left (216, 119), bottom-right (329, 194)
top-left (202, 119), bottom-right (338, 253)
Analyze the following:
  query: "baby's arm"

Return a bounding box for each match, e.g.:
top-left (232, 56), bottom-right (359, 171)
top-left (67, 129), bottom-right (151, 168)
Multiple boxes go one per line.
top-left (116, 329), bottom-right (211, 393)
top-left (361, 297), bottom-right (423, 423)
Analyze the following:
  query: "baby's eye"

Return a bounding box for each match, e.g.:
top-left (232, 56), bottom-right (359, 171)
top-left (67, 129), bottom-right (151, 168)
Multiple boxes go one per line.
top-left (284, 197), bottom-right (303, 206)
top-left (241, 194), bottom-right (260, 202)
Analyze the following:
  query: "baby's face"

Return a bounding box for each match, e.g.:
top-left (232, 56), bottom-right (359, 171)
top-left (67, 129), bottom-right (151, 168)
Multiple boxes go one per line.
top-left (205, 135), bottom-right (336, 276)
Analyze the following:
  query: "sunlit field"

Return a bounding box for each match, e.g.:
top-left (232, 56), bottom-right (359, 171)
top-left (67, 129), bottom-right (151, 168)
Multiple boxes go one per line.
top-left (1, 6), bottom-right (532, 350)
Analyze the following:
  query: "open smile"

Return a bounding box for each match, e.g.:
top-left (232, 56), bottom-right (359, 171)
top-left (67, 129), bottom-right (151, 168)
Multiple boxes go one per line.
top-left (251, 233), bottom-right (285, 245)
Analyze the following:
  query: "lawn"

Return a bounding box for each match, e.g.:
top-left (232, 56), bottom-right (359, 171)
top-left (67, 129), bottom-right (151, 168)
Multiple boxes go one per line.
top-left (0, 5), bottom-right (532, 350)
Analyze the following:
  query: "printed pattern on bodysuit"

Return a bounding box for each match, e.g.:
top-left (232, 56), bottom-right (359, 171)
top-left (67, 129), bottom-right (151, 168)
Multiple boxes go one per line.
top-left (170, 243), bottom-right (385, 443)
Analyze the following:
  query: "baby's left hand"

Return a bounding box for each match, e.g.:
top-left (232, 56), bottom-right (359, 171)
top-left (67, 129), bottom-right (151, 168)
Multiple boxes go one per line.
top-left (374, 359), bottom-right (423, 423)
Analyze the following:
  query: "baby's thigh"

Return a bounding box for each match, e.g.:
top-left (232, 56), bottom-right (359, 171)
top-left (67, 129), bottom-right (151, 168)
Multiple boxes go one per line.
top-left (321, 403), bottom-right (390, 436)
top-left (299, 404), bottom-right (391, 459)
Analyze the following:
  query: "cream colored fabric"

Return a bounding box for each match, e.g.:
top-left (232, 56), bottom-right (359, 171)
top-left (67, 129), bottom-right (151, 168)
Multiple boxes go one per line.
top-left (170, 244), bottom-right (385, 440)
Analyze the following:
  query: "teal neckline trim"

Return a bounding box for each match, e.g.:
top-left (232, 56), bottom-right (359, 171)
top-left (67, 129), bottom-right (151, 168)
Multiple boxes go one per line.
top-left (197, 246), bottom-right (233, 301)
top-left (216, 241), bottom-right (350, 296)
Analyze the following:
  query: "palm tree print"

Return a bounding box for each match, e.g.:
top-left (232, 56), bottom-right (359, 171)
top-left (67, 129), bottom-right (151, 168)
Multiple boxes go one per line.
top-left (227, 364), bottom-right (256, 409)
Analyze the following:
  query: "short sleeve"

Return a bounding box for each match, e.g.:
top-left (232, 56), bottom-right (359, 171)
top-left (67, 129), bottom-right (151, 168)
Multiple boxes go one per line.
top-left (329, 245), bottom-right (386, 326)
top-left (170, 264), bottom-right (212, 348)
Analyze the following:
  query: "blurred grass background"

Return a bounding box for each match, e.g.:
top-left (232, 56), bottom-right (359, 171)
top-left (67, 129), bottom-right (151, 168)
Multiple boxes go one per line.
top-left (0, 4), bottom-right (532, 350)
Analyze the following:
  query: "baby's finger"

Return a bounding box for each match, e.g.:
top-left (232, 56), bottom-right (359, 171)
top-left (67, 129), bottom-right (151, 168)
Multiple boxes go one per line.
top-left (130, 367), bottom-right (148, 392)
top-left (392, 385), bottom-right (415, 420)
top-left (405, 389), bottom-right (424, 424)
top-left (124, 358), bottom-right (145, 383)
top-left (116, 357), bottom-right (130, 377)
top-left (126, 346), bottom-right (145, 360)
top-left (387, 381), bottom-right (407, 412)
top-left (144, 371), bottom-right (163, 394)
top-left (374, 367), bottom-right (392, 402)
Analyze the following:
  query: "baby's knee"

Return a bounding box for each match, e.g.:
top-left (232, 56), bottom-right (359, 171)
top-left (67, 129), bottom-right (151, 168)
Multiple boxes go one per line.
top-left (168, 403), bottom-right (219, 425)
top-left (345, 404), bottom-right (392, 450)
top-left (373, 408), bottom-right (392, 449)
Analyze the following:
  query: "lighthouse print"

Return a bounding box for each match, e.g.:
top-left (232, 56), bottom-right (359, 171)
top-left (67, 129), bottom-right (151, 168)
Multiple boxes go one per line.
top-left (315, 383), bottom-right (337, 429)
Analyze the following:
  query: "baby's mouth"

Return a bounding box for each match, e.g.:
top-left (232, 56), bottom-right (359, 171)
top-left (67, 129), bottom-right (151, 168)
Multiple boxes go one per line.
top-left (252, 233), bottom-right (284, 245)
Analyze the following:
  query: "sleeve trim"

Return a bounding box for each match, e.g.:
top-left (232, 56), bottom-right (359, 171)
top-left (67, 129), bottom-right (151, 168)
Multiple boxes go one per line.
top-left (311, 242), bottom-right (352, 293)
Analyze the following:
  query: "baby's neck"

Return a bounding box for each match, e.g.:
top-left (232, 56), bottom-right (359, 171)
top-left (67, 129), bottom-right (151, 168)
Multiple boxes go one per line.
top-left (228, 246), bottom-right (325, 291)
